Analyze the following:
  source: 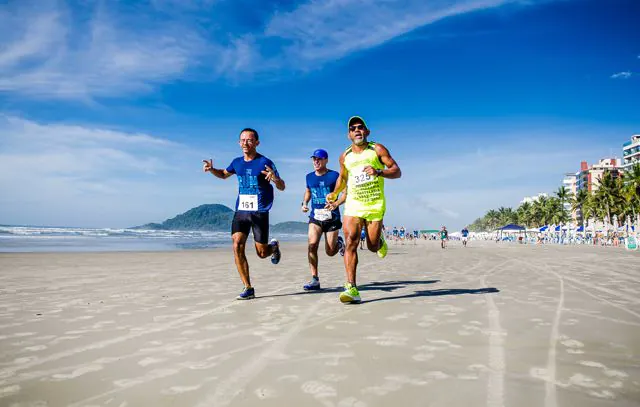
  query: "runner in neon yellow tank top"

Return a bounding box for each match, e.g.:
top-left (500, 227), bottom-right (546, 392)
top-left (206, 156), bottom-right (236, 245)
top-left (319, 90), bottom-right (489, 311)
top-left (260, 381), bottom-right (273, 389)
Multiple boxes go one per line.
top-left (326, 116), bottom-right (402, 304)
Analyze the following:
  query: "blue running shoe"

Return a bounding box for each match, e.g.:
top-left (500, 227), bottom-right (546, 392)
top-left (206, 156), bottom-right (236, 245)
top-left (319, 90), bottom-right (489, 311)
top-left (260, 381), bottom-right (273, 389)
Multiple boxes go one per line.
top-left (303, 277), bottom-right (321, 291)
top-left (337, 236), bottom-right (345, 257)
top-left (270, 239), bottom-right (281, 264)
top-left (237, 286), bottom-right (255, 300)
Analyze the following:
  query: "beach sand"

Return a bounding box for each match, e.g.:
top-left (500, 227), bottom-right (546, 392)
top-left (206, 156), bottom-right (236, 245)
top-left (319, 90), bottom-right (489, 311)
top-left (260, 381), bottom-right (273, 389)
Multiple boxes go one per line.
top-left (0, 241), bottom-right (639, 407)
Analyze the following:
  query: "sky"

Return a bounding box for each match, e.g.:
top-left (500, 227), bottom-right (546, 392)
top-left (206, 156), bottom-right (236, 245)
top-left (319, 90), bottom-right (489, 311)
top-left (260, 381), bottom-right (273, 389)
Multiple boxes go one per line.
top-left (0, 0), bottom-right (638, 230)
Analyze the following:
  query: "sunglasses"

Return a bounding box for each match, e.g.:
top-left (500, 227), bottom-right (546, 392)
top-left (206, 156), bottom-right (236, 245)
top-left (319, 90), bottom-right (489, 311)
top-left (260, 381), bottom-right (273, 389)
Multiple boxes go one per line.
top-left (349, 124), bottom-right (365, 131)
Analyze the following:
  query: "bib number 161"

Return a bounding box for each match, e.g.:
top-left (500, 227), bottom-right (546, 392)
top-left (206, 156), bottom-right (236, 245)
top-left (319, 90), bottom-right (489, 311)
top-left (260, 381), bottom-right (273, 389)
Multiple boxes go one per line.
top-left (238, 194), bottom-right (258, 211)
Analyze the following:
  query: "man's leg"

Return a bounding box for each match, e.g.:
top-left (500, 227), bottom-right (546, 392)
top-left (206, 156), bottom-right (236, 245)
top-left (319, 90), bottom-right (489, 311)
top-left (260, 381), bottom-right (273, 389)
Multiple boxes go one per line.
top-left (364, 221), bottom-right (384, 252)
top-left (307, 223), bottom-right (323, 278)
top-left (232, 232), bottom-right (251, 287)
top-left (252, 212), bottom-right (280, 264)
top-left (343, 216), bottom-right (363, 286)
top-left (324, 229), bottom-right (341, 257)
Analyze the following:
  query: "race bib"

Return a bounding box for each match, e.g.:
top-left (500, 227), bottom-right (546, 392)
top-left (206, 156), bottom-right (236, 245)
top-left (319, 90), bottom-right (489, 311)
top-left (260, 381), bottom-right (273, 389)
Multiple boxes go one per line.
top-left (238, 194), bottom-right (258, 211)
top-left (314, 208), bottom-right (332, 222)
top-left (353, 169), bottom-right (374, 186)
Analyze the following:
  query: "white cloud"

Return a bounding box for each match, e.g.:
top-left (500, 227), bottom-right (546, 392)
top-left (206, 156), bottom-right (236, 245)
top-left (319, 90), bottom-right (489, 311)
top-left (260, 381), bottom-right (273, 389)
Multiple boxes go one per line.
top-left (610, 71), bottom-right (633, 79)
top-left (261, 0), bottom-right (514, 72)
top-left (0, 1), bottom-right (205, 100)
top-left (0, 115), bottom-right (237, 227)
top-left (0, 0), bottom-right (529, 98)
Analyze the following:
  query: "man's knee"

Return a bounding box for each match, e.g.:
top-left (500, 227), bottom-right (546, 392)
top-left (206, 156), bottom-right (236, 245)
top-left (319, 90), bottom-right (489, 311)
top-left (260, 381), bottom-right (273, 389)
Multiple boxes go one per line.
top-left (233, 239), bottom-right (246, 254)
top-left (308, 242), bottom-right (320, 253)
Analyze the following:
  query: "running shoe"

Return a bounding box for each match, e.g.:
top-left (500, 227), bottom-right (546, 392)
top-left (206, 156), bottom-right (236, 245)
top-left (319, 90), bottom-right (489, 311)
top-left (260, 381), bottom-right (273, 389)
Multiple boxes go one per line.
top-left (270, 239), bottom-right (281, 264)
top-left (237, 286), bottom-right (255, 300)
top-left (339, 283), bottom-right (361, 304)
top-left (303, 277), bottom-right (321, 291)
top-left (377, 234), bottom-right (388, 258)
top-left (337, 236), bottom-right (345, 257)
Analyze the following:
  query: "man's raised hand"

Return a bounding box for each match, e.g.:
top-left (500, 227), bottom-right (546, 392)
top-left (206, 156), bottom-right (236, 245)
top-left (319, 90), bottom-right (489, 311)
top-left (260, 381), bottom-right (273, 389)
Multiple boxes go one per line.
top-left (203, 159), bottom-right (213, 173)
top-left (261, 165), bottom-right (277, 182)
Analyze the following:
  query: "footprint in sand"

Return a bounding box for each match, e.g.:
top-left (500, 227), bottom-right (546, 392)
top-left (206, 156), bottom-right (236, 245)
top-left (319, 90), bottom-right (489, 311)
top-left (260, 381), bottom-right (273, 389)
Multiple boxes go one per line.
top-left (322, 374), bottom-right (348, 382)
top-left (138, 357), bottom-right (165, 367)
top-left (0, 384), bottom-right (20, 397)
top-left (162, 385), bottom-right (202, 395)
top-left (254, 387), bottom-right (277, 399)
top-left (568, 373), bottom-right (598, 388)
top-left (51, 364), bottom-right (103, 380)
top-left (412, 353), bottom-right (435, 362)
top-left (561, 338), bottom-right (584, 354)
top-left (589, 390), bottom-right (615, 399)
top-left (337, 396), bottom-right (368, 406)
top-left (366, 332), bottom-right (408, 347)
top-left (301, 381), bottom-right (337, 398)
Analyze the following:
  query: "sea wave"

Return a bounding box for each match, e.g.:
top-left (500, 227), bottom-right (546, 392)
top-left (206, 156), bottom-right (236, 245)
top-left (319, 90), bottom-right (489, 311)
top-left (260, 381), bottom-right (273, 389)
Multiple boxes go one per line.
top-left (0, 226), bottom-right (228, 239)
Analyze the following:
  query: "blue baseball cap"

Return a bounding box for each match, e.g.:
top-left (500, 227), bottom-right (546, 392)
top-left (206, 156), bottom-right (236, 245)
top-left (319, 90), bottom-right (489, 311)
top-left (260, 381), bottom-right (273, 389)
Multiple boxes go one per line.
top-left (311, 149), bottom-right (328, 159)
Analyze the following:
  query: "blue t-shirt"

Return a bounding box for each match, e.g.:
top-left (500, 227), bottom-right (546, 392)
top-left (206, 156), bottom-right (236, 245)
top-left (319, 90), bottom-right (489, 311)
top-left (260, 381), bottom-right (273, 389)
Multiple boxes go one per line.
top-left (462, 229), bottom-right (469, 237)
top-left (306, 170), bottom-right (340, 221)
top-left (226, 154), bottom-right (279, 212)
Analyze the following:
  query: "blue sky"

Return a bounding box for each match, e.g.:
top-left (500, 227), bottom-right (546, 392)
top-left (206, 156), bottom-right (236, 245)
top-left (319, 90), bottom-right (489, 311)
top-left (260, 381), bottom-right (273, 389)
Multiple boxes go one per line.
top-left (0, 0), bottom-right (638, 229)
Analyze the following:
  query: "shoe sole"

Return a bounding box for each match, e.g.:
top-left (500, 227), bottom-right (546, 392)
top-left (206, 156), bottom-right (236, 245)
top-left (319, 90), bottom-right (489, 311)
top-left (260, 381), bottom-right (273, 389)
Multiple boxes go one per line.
top-left (236, 295), bottom-right (255, 300)
top-left (303, 286), bottom-right (321, 291)
top-left (271, 243), bottom-right (281, 264)
top-left (339, 294), bottom-right (361, 304)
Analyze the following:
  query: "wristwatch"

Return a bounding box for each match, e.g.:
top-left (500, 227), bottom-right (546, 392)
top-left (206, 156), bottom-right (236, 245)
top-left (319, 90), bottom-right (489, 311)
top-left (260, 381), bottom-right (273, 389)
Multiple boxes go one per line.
top-left (376, 169), bottom-right (383, 177)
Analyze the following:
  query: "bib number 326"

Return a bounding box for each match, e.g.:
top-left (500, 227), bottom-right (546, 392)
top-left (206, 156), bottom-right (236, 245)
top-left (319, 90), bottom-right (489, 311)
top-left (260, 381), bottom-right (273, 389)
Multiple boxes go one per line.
top-left (238, 194), bottom-right (258, 211)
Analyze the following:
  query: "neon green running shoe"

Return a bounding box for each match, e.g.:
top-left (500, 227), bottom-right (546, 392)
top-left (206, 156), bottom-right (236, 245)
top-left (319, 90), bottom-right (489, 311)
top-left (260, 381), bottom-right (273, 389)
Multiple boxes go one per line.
top-left (339, 283), bottom-right (361, 304)
top-left (377, 235), bottom-right (388, 258)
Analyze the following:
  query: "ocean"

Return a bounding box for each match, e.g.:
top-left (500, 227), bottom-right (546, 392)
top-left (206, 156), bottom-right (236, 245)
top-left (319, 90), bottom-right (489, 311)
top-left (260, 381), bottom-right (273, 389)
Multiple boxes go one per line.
top-left (0, 225), bottom-right (306, 253)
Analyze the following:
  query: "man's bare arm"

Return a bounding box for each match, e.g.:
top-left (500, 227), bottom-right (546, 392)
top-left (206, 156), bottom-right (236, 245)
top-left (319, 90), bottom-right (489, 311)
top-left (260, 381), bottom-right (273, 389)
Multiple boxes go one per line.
top-left (203, 159), bottom-right (233, 179)
top-left (327, 152), bottom-right (348, 202)
top-left (374, 144), bottom-right (401, 179)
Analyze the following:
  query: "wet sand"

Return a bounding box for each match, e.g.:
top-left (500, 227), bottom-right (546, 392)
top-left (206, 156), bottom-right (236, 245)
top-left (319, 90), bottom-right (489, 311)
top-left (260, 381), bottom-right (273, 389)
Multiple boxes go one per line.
top-left (0, 241), bottom-right (639, 406)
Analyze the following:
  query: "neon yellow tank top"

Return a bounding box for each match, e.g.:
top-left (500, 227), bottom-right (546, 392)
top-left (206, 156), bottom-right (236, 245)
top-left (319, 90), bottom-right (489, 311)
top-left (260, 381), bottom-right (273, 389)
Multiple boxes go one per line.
top-left (344, 142), bottom-right (386, 216)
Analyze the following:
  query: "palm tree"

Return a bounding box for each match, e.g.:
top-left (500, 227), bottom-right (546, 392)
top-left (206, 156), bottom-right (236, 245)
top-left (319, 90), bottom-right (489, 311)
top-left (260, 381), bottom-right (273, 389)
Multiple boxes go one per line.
top-left (594, 172), bottom-right (621, 226)
top-left (517, 201), bottom-right (532, 227)
top-left (555, 186), bottom-right (571, 224)
top-left (571, 188), bottom-right (589, 227)
top-left (486, 209), bottom-right (499, 230)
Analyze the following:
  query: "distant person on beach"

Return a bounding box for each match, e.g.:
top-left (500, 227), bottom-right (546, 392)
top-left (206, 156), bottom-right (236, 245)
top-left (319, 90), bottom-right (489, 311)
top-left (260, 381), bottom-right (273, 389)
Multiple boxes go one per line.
top-left (461, 227), bottom-right (469, 247)
top-left (326, 116), bottom-right (402, 303)
top-left (360, 227), bottom-right (366, 250)
top-left (392, 226), bottom-right (399, 242)
top-left (203, 128), bottom-right (285, 300)
top-left (440, 226), bottom-right (449, 249)
top-left (301, 149), bottom-right (346, 291)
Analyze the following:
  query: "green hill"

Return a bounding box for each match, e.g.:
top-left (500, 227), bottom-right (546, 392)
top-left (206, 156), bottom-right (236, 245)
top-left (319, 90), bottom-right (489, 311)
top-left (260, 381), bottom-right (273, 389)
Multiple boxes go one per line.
top-left (134, 204), bottom-right (309, 233)
top-left (270, 221), bottom-right (308, 234)
top-left (134, 204), bottom-right (234, 231)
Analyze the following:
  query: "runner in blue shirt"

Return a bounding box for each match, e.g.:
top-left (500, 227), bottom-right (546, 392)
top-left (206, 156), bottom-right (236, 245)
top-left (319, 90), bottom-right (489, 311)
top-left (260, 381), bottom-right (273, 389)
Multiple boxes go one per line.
top-left (301, 149), bottom-right (346, 291)
top-left (461, 227), bottom-right (470, 247)
top-left (203, 128), bottom-right (285, 300)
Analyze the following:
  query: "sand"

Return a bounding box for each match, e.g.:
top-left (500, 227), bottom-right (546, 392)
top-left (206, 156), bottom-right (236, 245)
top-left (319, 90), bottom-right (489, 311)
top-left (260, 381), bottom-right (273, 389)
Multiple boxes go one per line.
top-left (0, 241), bottom-right (639, 407)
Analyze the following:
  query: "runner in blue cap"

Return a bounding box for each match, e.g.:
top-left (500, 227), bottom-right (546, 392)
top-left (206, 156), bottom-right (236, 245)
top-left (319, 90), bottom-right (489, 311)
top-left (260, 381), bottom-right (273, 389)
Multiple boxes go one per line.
top-left (301, 148), bottom-right (346, 291)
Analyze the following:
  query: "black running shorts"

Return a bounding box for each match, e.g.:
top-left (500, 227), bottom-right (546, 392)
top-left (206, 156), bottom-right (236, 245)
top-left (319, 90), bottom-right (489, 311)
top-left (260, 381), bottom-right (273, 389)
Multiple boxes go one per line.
top-left (231, 211), bottom-right (269, 244)
top-left (309, 217), bottom-right (342, 233)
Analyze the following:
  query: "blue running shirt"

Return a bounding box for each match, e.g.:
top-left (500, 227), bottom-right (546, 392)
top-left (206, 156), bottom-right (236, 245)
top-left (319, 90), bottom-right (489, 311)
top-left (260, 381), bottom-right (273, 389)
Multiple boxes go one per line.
top-left (306, 170), bottom-right (340, 222)
top-left (226, 154), bottom-right (279, 212)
